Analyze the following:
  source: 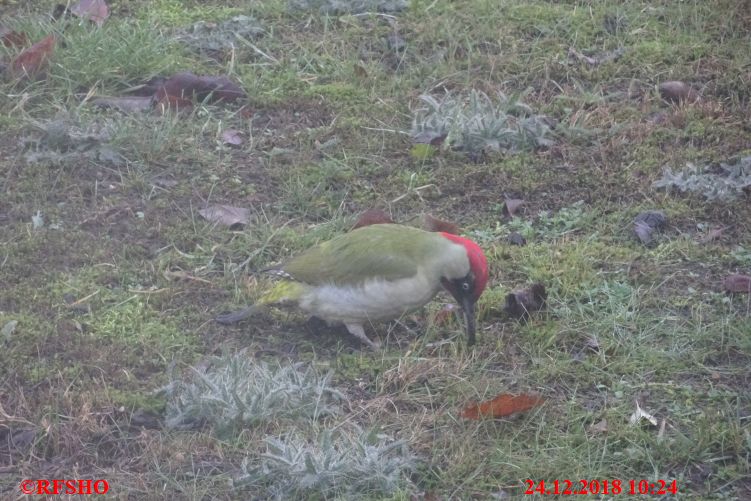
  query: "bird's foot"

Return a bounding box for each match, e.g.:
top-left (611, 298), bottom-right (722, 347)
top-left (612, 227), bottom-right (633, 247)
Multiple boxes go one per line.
top-left (344, 323), bottom-right (381, 350)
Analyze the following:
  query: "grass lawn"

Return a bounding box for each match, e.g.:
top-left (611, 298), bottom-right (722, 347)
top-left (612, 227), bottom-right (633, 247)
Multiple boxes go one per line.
top-left (1, 0), bottom-right (749, 498)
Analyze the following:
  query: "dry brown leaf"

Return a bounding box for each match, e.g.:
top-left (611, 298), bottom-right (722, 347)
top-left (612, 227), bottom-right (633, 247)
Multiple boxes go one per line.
top-left (659, 81), bottom-right (701, 104)
top-left (198, 204), bottom-right (250, 227)
top-left (423, 214), bottom-right (460, 235)
top-left (723, 274), bottom-right (751, 293)
top-left (502, 198), bottom-right (525, 218)
top-left (504, 283), bottom-right (547, 320)
top-left (71, 0), bottom-right (110, 26)
top-left (352, 209), bottom-right (394, 230)
top-left (155, 72), bottom-right (247, 105)
top-left (461, 393), bottom-right (544, 420)
top-left (11, 34), bottom-right (56, 76)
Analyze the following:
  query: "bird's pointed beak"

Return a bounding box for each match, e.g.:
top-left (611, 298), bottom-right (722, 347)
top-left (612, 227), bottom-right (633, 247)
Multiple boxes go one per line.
top-left (459, 294), bottom-right (476, 347)
top-left (442, 277), bottom-right (478, 347)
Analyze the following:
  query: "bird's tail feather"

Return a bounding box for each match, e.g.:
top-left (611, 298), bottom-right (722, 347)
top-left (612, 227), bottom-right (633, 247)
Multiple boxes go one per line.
top-left (215, 304), bottom-right (265, 325)
top-left (215, 280), bottom-right (304, 325)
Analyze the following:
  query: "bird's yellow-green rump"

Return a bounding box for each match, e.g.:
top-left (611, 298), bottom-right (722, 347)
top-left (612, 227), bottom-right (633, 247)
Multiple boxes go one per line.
top-left (219, 224), bottom-right (489, 349)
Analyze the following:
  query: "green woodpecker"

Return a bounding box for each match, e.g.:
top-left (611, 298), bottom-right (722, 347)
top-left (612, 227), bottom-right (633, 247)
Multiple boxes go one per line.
top-left (219, 224), bottom-right (489, 349)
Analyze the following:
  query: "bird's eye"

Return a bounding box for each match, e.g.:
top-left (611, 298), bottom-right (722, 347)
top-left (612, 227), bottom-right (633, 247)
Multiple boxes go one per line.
top-left (462, 281), bottom-right (471, 291)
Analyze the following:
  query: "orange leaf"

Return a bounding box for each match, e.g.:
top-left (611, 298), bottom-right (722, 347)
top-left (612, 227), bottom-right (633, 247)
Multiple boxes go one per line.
top-left (352, 209), bottom-right (394, 230)
top-left (11, 34), bottom-right (56, 76)
top-left (461, 393), bottom-right (544, 420)
top-left (155, 72), bottom-right (246, 105)
top-left (423, 214), bottom-right (460, 235)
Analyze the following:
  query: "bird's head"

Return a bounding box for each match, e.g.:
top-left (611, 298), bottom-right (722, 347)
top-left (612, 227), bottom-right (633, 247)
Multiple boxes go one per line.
top-left (438, 232), bottom-right (489, 346)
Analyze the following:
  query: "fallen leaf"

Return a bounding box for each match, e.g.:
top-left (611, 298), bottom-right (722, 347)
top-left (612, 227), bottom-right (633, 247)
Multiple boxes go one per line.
top-left (352, 208), bottom-right (394, 230)
top-left (92, 96), bottom-right (154, 113)
top-left (628, 400), bottom-right (657, 427)
top-left (198, 204), bottom-right (250, 227)
top-left (11, 34), bottom-right (56, 76)
top-left (71, 0), bottom-right (110, 26)
top-left (504, 283), bottom-right (547, 320)
top-left (634, 221), bottom-right (655, 245)
top-left (422, 214), bottom-right (460, 235)
top-left (634, 210), bottom-right (667, 229)
top-left (462, 393), bottom-right (544, 420)
top-left (589, 419), bottom-right (608, 434)
top-left (723, 274), bottom-right (751, 293)
top-left (507, 232), bottom-right (526, 246)
top-left (659, 81), bottom-right (700, 104)
top-left (633, 210), bottom-right (667, 246)
top-left (2, 31), bottom-right (30, 48)
top-left (155, 72), bottom-right (247, 105)
top-left (221, 128), bottom-right (245, 146)
top-left (502, 198), bottom-right (525, 218)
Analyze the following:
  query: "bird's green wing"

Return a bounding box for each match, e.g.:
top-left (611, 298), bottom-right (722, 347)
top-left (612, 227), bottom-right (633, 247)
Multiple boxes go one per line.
top-left (273, 224), bottom-right (443, 285)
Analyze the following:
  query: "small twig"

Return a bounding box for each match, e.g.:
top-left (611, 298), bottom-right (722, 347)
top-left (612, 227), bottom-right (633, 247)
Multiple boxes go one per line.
top-left (67, 289), bottom-right (100, 307)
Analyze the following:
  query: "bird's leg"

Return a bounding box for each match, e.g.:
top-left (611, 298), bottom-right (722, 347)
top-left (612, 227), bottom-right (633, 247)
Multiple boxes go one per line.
top-left (344, 323), bottom-right (380, 350)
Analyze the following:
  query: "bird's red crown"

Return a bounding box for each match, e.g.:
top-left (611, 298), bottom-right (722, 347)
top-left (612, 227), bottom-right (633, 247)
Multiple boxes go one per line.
top-left (440, 232), bottom-right (489, 300)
